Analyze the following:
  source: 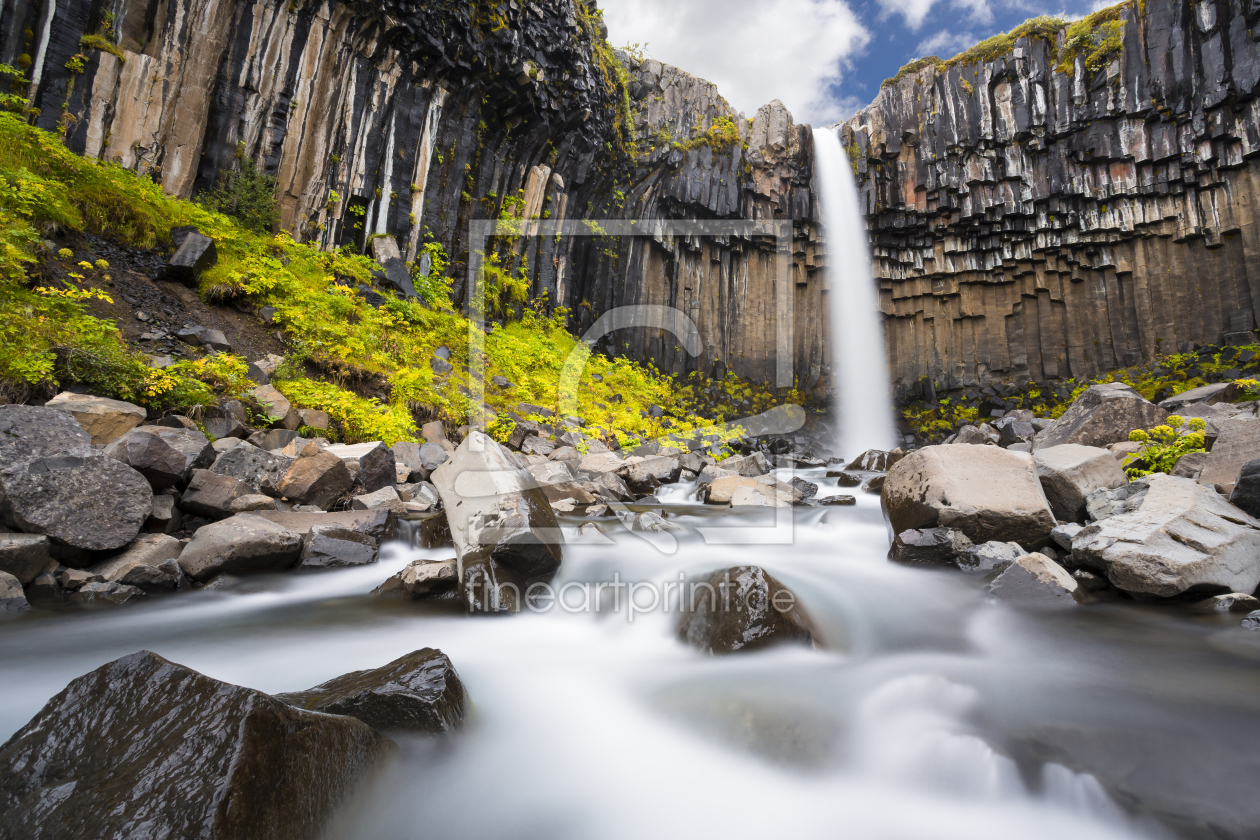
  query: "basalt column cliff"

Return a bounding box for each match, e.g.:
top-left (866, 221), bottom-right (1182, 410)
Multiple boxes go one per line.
top-left (0, 0), bottom-right (829, 395)
top-left (844, 0), bottom-right (1260, 398)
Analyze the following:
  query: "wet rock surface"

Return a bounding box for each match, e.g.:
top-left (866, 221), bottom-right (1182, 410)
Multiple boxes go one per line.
top-left (277, 648), bottom-right (466, 734)
top-left (0, 651), bottom-right (394, 840)
top-left (990, 554), bottom-right (1083, 606)
top-left (888, 528), bottom-right (973, 566)
top-left (177, 514), bottom-right (303, 582)
top-left (677, 566), bottom-right (814, 655)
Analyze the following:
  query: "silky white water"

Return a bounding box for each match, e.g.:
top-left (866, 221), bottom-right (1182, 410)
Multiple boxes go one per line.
top-left (3, 480), bottom-right (1257, 838)
top-left (812, 127), bottom-right (897, 455)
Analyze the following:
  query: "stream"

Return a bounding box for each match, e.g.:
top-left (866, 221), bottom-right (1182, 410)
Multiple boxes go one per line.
top-left (2, 467), bottom-right (1260, 839)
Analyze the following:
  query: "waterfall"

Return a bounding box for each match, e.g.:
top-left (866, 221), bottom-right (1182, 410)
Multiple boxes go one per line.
top-left (812, 127), bottom-right (897, 456)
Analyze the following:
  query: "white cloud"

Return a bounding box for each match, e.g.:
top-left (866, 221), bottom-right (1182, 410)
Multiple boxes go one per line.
top-left (914, 29), bottom-right (977, 58)
top-left (599, 0), bottom-right (870, 126)
top-left (877, 0), bottom-right (939, 29)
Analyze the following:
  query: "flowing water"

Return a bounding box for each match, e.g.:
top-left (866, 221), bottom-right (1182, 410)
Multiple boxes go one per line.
top-left (3, 475), bottom-right (1260, 839)
top-left (812, 126), bottom-right (897, 454)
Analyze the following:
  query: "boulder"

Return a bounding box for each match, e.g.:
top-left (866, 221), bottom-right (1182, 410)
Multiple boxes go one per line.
top-left (888, 528), bottom-right (973, 566)
top-left (0, 404), bottom-right (92, 464)
top-left (177, 514), bottom-right (303, 582)
top-left (1190, 592), bottom-right (1260, 614)
top-left (1198, 419), bottom-right (1260, 494)
top-left (351, 485), bottom-right (401, 511)
top-left (0, 453), bottom-right (152, 551)
top-left (951, 425), bottom-right (990, 445)
top-left (248, 428), bottom-right (301, 452)
top-left (459, 548), bottom-right (527, 613)
top-left (180, 470), bottom-right (257, 519)
top-left (391, 441), bottom-right (425, 482)
top-left (997, 419), bottom-right (1036, 448)
top-left (1034, 444), bottom-right (1129, 523)
top-left (104, 426), bottom-right (215, 490)
top-left (590, 471), bottom-right (634, 503)
top-left (0, 533), bottom-right (51, 585)
top-left (676, 566), bottom-right (814, 654)
top-left (145, 492), bottom-right (183, 534)
top-left (325, 442), bottom-right (396, 493)
top-left (789, 477), bottom-right (819, 500)
top-left (702, 475), bottom-right (760, 504)
top-left (1159, 382), bottom-right (1242, 411)
top-left (277, 648), bottom-right (465, 733)
top-left (1033, 383), bottom-right (1167, 450)
top-left (278, 450), bottom-right (354, 510)
top-left (162, 229), bottom-right (217, 284)
top-left (1171, 450), bottom-right (1208, 479)
top-left (89, 534), bottom-right (184, 592)
top-left (230, 494), bottom-right (277, 513)
top-left (1229, 459), bottom-right (1260, 519)
top-left (398, 481), bottom-right (441, 509)
top-left (1242, 611), bottom-right (1260, 630)
top-left (990, 554), bottom-right (1083, 605)
top-left (175, 326), bottom-right (230, 352)
top-left (431, 430), bottom-right (562, 584)
top-left (297, 409), bottom-right (330, 430)
top-left (730, 484), bottom-right (792, 507)
top-left (211, 442), bottom-right (294, 496)
top-left (883, 445), bottom-right (1057, 547)
top-left (252, 384), bottom-right (300, 430)
top-left (45, 392), bottom-right (146, 445)
top-left (1084, 479), bottom-right (1150, 522)
top-left (0, 651), bottom-right (392, 838)
top-left (819, 495), bottom-right (857, 506)
top-left (1073, 474), bottom-right (1260, 597)
top-left (299, 525), bottom-right (378, 569)
top-left (521, 436), bottom-right (556, 457)
top-left (249, 509), bottom-right (396, 541)
top-left (0, 570), bottom-right (28, 612)
top-left (619, 455), bottom-right (681, 494)
top-left (577, 451), bottom-right (624, 476)
top-left (846, 449), bottom-right (894, 471)
top-left (374, 558), bottom-right (458, 599)
top-left (957, 540), bottom-right (1025, 574)
top-left (66, 581), bottom-right (145, 607)
top-left (1051, 522), bottom-right (1083, 552)
top-left (201, 405), bottom-right (248, 440)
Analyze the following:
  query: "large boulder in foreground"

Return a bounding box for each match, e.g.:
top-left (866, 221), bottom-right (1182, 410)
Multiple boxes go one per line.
top-left (0, 405), bottom-right (92, 464)
top-left (676, 566), bottom-right (813, 654)
top-left (1072, 473), bottom-right (1260, 597)
top-left (1034, 383), bottom-right (1167, 450)
top-left (45, 392), bottom-right (146, 445)
top-left (0, 651), bottom-right (393, 840)
top-left (104, 426), bottom-right (215, 490)
top-left (431, 430), bottom-right (562, 584)
top-left (177, 514), bottom-right (303, 582)
top-left (1034, 444), bottom-right (1129, 523)
top-left (883, 445), bottom-right (1057, 548)
top-left (0, 453), bottom-right (152, 551)
top-left (277, 648), bottom-right (465, 734)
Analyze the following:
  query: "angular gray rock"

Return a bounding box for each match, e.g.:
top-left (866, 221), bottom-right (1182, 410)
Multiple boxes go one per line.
top-left (201, 405), bottom-right (248, 440)
top-left (249, 509), bottom-right (396, 541)
top-left (1073, 474), bottom-right (1260, 597)
top-left (1229, 459), bottom-right (1260, 519)
top-left (1033, 383), bottom-right (1167, 450)
top-left (1050, 522), bottom-right (1084, 552)
top-left (0, 453), bottom-right (152, 551)
top-left (391, 441), bottom-right (425, 482)
top-left (248, 428), bottom-right (301, 452)
top-left (175, 326), bottom-right (230, 352)
top-left (0, 651), bottom-right (392, 839)
top-left (1197, 419), bottom-right (1260, 494)
top-left (276, 648), bottom-right (465, 733)
top-left (883, 445), bottom-right (1057, 547)
top-left (180, 469), bottom-right (257, 519)
top-left (374, 558), bottom-right (458, 599)
top-left (1084, 479), bottom-right (1151, 522)
top-left (211, 442), bottom-right (294, 497)
top-left (619, 455), bottom-right (681, 494)
top-left (163, 229), bottom-right (217, 284)
top-left (299, 525), bottom-right (379, 569)
top-left (1034, 444), bottom-right (1129, 523)
top-left (230, 494), bottom-right (277, 513)
top-left (990, 554), bottom-right (1083, 605)
top-left (177, 514), bottom-right (303, 582)
top-left (1158, 382), bottom-right (1241, 411)
top-left (45, 392), bottom-right (146, 445)
top-left (326, 442), bottom-right (396, 493)
top-left (277, 450), bottom-right (354, 510)
top-left (957, 540), bottom-right (1025, 574)
top-left (252, 384), bottom-right (300, 430)
top-left (0, 405), bottom-right (92, 465)
top-left (1171, 450), bottom-right (1209, 480)
top-left (1190, 593), bottom-right (1260, 614)
top-left (351, 485), bottom-right (401, 510)
top-left (89, 534), bottom-right (185, 592)
top-left (0, 570), bottom-right (28, 613)
top-left (847, 449), bottom-right (895, 471)
top-left (0, 533), bottom-right (51, 585)
top-left (145, 494), bottom-right (184, 534)
top-left (676, 566), bottom-right (814, 654)
top-left (104, 426), bottom-right (215, 490)
top-left (67, 581), bottom-right (146, 607)
top-left (432, 430), bottom-right (562, 584)
top-left (887, 528), bottom-right (973, 566)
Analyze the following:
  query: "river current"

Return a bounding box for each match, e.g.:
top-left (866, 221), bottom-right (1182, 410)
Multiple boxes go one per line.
top-left (2, 468), bottom-right (1259, 839)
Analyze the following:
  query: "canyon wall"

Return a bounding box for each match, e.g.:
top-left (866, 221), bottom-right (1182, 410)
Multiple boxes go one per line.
top-left (0, 0), bottom-right (829, 395)
top-left (844, 0), bottom-right (1260, 398)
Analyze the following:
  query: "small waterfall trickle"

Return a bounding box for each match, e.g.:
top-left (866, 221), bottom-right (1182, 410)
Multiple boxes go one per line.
top-left (812, 126), bottom-right (897, 456)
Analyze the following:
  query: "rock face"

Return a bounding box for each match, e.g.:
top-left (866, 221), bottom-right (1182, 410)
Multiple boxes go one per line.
top-left (1034, 444), bottom-right (1129, 523)
top-left (0, 651), bottom-right (393, 840)
top-left (277, 648), bottom-right (465, 733)
top-left (0, 453), bottom-right (152, 551)
top-left (177, 514), bottom-right (303, 581)
top-left (1073, 474), bottom-right (1260, 597)
top-left (104, 426), bottom-right (215, 490)
top-left (845, 0), bottom-right (1260, 395)
top-left (1034, 385), bottom-right (1167, 450)
top-left (44, 393), bottom-right (145, 444)
top-left (676, 566), bottom-right (814, 654)
top-left (883, 445), bottom-right (1057, 547)
top-left (431, 431), bottom-right (562, 585)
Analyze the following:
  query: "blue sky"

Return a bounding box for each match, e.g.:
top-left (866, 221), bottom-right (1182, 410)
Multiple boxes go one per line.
top-left (600, 0), bottom-right (1109, 125)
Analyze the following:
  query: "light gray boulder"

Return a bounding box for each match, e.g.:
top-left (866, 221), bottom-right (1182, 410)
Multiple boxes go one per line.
top-left (89, 534), bottom-right (185, 592)
top-left (431, 430), bottom-right (562, 584)
top-left (883, 445), bottom-right (1058, 547)
top-left (145, 494), bottom-right (183, 534)
top-left (619, 455), bottom-right (681, 494)
top-left (374, 558), bottom-right (459, 599)
top-left (299, 526), bottom-right (378, 569)
top-left (957, 540), bottom-right (1024, 574)
top-left (211, 442), bottom-right (294, 497)
top-left (1172, 450), bottom-right (1208, 479)
top-left (1034, 444), bottom-right (1129, 523)
top-left (325, 442), bottom-right (396, 493)
top-left (0, 570), bottom-right (28, 613)
top-left (0, 405), bottom-right (92, 465)
top-left (67, 581), bottom-right (145, 606)
top-left (1033, 383), bottom-right (1167, 450)
top-left (45, 392), bottom-right (145, 445)
top-left (1189, 592), bottom-right (1260, 614)
top-left (252, 384), bottom-right (300, 430)
top-left (0, 452), bottom-right (151, 551)
top-left (177, 514), bottom-right (303, 582)
top-left (230, 494), bottom-right (277, 513)
top-left (180, 469), bottom-right (256, 520)
top-left (1197, 418), bottom-right (1260, 494)
top-left (105, 426), bottom-right (215, 490)
top-left (351, 486), bottom-right (401, 510)
top-left (1050, 522), bottom-right (1084, 552)
top-left (1158, 382), bottom-right (1241, 411)
top-left (1072, 474), bottom-right (1260, 597)
top-left (1084, 479), bottom-right (1151, 522)
top-left (277, 450), bottom-right (353, 510)
top-left (990, 554), bottom-right (1083, 605)
top-left (0, 533), bottom-right (51, 585)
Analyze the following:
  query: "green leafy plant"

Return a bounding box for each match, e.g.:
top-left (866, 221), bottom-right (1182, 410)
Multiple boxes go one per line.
top-left (1124, 415), bottom-right (1207, 479)
top-left (198, 154), bottom-right (280, 234)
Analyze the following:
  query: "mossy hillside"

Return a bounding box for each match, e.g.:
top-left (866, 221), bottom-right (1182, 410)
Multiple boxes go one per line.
top-left (901, 341), bottom-right (1260, 442)
top-left (0, 111), bottom-right (791, 449)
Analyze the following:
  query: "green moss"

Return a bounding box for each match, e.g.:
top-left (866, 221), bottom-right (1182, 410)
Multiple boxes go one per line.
top-left (672, 116), bottom-right (741, 153)
top-left (79, 33), bottom-right (125, 61)
top-left (881, 56), bottom-right (943, 90)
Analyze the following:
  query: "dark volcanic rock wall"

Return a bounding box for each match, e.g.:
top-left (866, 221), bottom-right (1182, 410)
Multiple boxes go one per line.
top-left (844, 0), bottom-right (1260, 398)
top-left (0, 0), bottom-right (829, 395)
